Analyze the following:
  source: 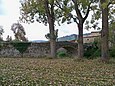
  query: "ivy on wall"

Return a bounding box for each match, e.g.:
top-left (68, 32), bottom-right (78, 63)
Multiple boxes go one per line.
top-left (0, 42), bottom-right (6, 50)
top-left (11, 42), bottom-right (31, 54)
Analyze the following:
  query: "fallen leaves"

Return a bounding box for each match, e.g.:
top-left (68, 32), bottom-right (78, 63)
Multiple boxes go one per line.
top-left (0, 58), bottom-right (115, 85)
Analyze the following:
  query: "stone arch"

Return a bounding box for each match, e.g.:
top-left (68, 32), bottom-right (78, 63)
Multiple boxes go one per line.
top-left (56, 46), bottom-right (77, 57)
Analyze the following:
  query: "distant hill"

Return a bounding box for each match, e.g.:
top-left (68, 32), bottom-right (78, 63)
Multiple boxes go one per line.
top-left (30, 40), bottom-right (47, 43)
top-left (58, 34), bottom-right (77, 42)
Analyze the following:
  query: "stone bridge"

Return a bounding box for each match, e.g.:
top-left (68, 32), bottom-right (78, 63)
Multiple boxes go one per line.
top-left (0, 41), bottom-right (77, 57)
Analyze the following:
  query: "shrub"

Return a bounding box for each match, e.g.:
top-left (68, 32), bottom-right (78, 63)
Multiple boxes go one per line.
top-left (84, 43), bottom-right (101, 59)
top-left (109, 47), bottom-right (115, 57)
top-left (57, 51), bottom-right (68, 58)
top-left (11, 42), bottom-right (31, 54)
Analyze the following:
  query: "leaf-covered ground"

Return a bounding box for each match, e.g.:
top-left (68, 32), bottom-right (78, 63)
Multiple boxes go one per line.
top-left (0, 58), bottom-right (115, 86)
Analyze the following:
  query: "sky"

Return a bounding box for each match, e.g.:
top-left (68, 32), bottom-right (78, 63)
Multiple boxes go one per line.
top-left (0, 0), bottom-right (94, 41)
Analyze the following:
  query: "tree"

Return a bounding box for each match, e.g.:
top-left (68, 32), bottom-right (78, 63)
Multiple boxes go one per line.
top-left (0, 26), bottom-right (4, 41)
top-left (11, 22), bottom-right (28, 42)
top-left (82, 0), bottom-right (114, 61)
top-left (100, 0), bottom-right (115, 61)
top-left (84, 0), bottom-right (115, 61)
top-left (72, 0), bottom-right (90, 59)
top-left (100, 0), bottom-right (109, 61)
top-left (56, 0), bottom-right (99, 58)
top-left (20, 0), bottom-right (62, 57)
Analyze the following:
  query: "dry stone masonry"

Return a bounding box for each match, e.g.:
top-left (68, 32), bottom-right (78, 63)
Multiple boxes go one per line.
top-left (0, 42), bottom-right (77, 57)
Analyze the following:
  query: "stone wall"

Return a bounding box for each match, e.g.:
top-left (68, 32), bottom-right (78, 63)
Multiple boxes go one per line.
top-left (24, 43), bottom-right (50, 57)
top-left (0, 43), bottom-right (20, 57)
top-left (0, 42), bottom-right (77, 57)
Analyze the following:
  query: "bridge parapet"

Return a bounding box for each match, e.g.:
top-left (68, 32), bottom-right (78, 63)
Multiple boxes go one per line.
top-left (0, 41), bottom-right (77, 57)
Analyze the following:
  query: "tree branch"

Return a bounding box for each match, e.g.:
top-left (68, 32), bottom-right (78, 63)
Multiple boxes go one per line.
top-left (72, 0), bottom-right (83, 21)
top-left (69, 13), bottom-right (79, 24)
top-left (83, 3), bottom-right (91, 23)
top-left (55, 0), bottom-right (64, 11)
top-left (50, 0), bottom-right (55, 21)
top-left (44, 0), bottom-right (51, 17)
top-left (56, 0), bottom-right (79, 24)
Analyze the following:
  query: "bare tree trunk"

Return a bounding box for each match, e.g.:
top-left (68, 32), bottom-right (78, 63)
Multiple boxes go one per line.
top-left (101, 4), bottom-right (109, 61)
top-left (50, 38), bottom-right (56, 58)
top-left (49, 18), bottom-right (56, 58)
top-left (78, 22), bottom-right (84, 59)
top-left (44, 0), bottom-right (56, 58)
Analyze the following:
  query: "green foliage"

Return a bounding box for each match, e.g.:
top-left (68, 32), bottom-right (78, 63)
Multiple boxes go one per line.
top-left (0, 42), bottom-right (3, 49)
top-left (109, 22), bottom-right (115, 43)
top-left (84, 42), bottom-right (101, 59)
top-left (11, 42), bottom-right (31, 54)
top-left (57, 0), bottom-right (94, 24)
top-left (90, 0), bottom-right (114, 31)
top-left (20, 0), bottom-right (63, 26)
top-left (84, 47), bottom-right (101, 59)
top-left (100, 0), bottom-right (109, 9)
top-left (109, 47), bottom-right (115, 57)
top-left (20, 0), bottom-right (46, 24)
top-left (57, 51), bottom-right (68, 58)
top-left (11, 39), bottom-right (21, 42)
top-left (0, 42), bottom-right (8, 49)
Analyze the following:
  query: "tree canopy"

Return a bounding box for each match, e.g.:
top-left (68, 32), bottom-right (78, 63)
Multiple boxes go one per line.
top-left (20, 0), bottom-right (64, 57)
top-left (11, 22), bottom-right (27, 42)
top-left (0, 26), bottom-right (4, 41)
top-left (20, 0), bottom-right (63, 25)
top-left (19, 0), bottom-right (115, 59)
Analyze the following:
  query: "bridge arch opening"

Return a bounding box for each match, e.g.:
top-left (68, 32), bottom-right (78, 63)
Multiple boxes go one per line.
top-left (56, 46), bottom-right (77, 57)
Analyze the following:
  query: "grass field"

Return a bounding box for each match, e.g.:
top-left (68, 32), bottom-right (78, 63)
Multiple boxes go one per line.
top-left (0, 58), bottom-right (115, 86)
